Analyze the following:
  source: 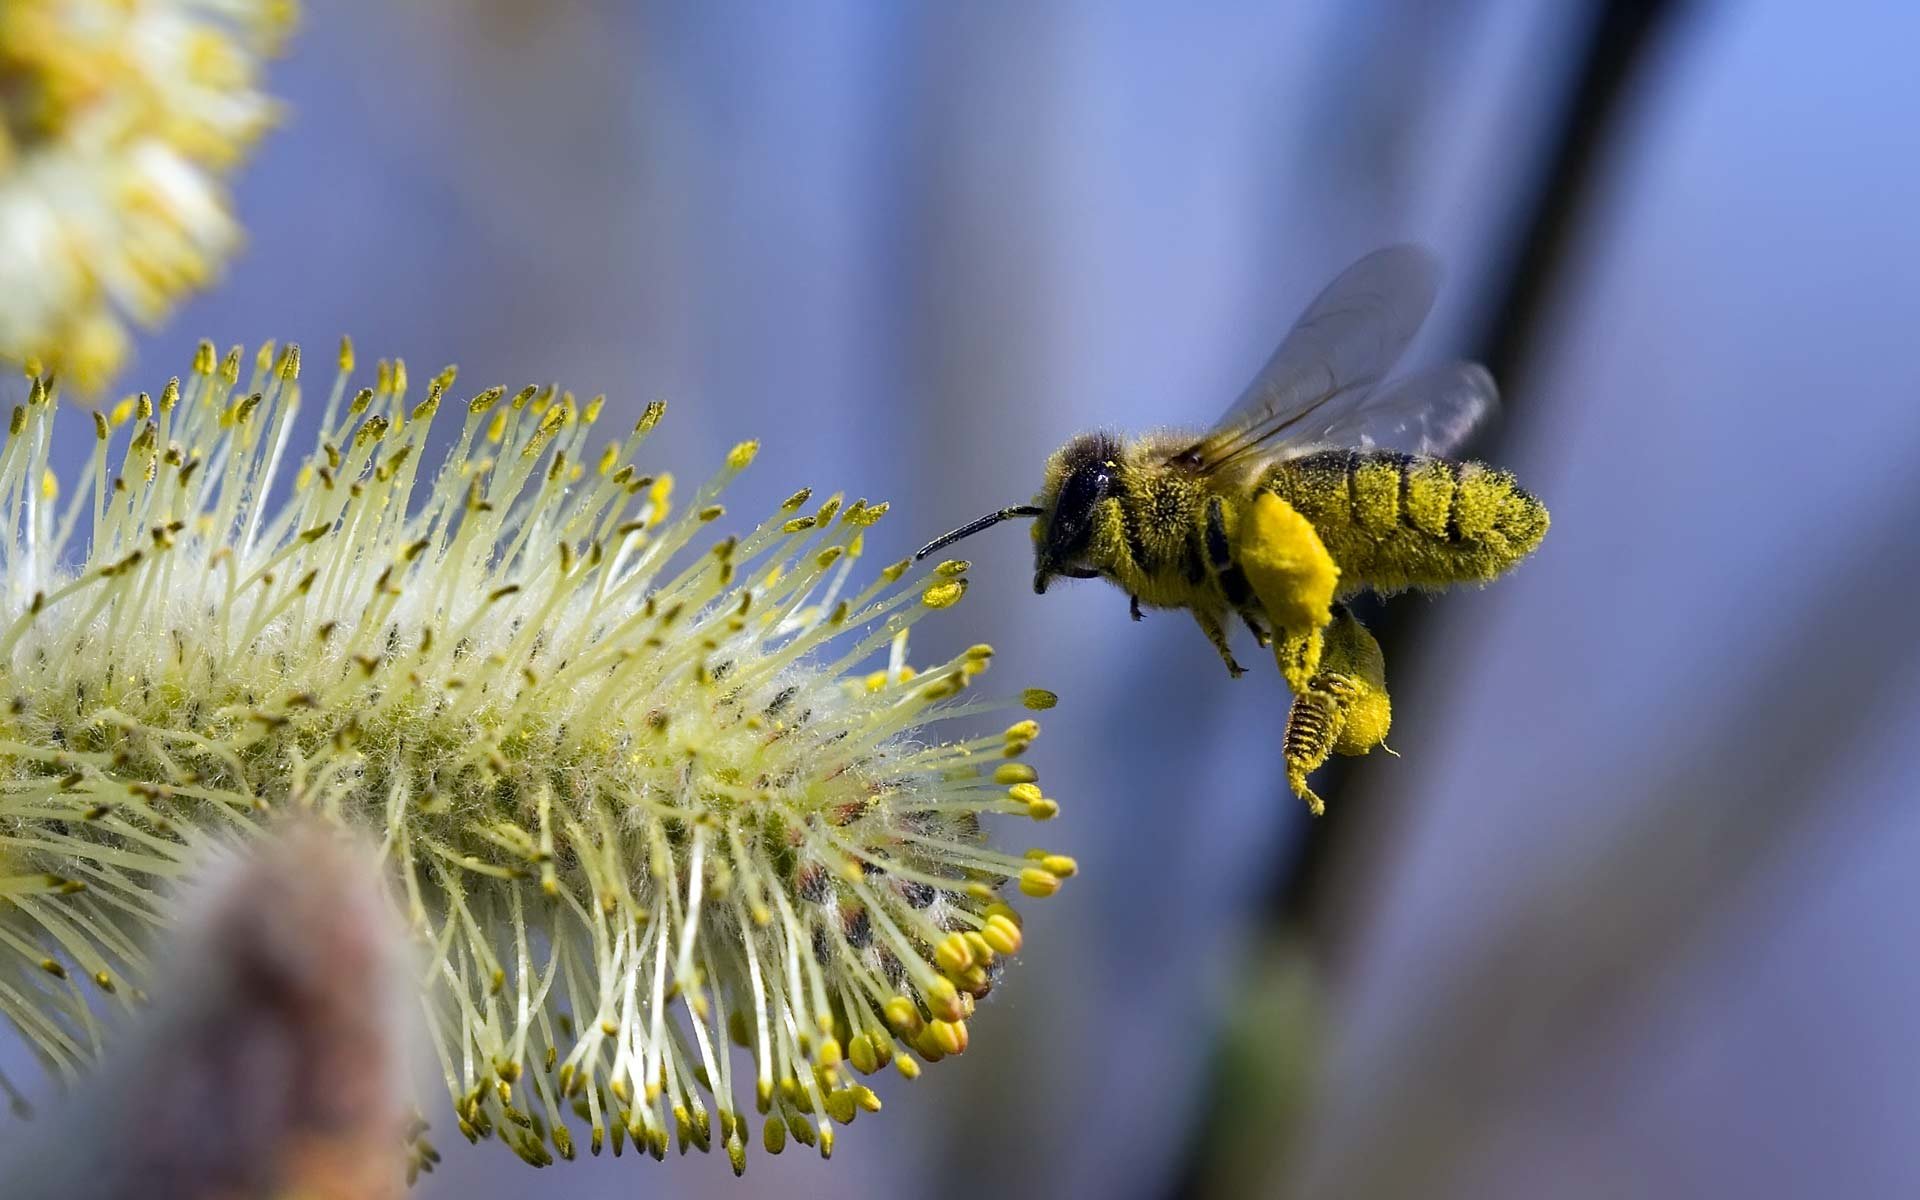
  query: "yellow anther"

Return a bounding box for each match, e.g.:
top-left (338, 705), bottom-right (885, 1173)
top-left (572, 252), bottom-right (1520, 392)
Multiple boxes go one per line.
top-left (1018, 867), bottom-right (1061, 897)
top-left (962, 930), bottom-right (995, 964)
top-left (882, 995), bottom-right (922, 1036)
top-left (928, 1018), bottom-right (968, 1056)
top-left (911, 1026), bottom-right (946, 1063)
top-left (982, 913), bottom-right (1023, 955)
top-left (845, 499), bottom-right (889, 526)
top-left (921, 579), bottom-right (966, 609)
top-left (824, 1089), bottom-right (857, 1125)
top-left (934, 932), bottom-right (974, 976)
top-left (923, 975), bottom-right (963, 1023)
top-left (647, 475), bottom-right (674, 526)
top-left (848, 1033), bottom-right (881, 1075)
top-left (993, 763), bottom-right (1038, 786)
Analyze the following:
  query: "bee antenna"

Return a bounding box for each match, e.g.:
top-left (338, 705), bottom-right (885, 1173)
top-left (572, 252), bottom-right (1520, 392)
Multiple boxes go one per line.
top-left (914, 506), bottom-right (1044, 560)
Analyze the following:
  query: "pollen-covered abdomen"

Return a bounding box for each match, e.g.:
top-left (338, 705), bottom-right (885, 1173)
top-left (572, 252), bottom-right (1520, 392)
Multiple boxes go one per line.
top-left (1260, 450), bottom-right (1548, 597)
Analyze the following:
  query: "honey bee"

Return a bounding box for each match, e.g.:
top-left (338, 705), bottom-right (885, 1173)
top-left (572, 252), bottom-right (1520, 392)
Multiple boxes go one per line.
top-left (916, 245), bottom-right (1549, 813)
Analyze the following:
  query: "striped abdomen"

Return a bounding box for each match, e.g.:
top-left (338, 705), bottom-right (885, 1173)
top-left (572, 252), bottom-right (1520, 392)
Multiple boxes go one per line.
top-left (1260, 450), bottom-right (1548, 598)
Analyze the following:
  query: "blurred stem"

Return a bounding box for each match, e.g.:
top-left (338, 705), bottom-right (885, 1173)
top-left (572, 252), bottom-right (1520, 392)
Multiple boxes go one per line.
top-left (1189, 938), bottom-right (1323, 1200)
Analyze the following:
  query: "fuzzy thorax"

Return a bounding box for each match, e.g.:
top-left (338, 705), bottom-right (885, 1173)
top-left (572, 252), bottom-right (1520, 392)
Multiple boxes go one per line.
top-left (0, 340), bottom-right (1074, 1174)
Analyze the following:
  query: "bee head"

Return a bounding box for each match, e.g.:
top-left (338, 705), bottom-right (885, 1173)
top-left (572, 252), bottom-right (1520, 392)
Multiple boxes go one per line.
top-left (910, 432), bottom-right (1122, 588)
top-left (1032, 433), bottom-right (1120, 594)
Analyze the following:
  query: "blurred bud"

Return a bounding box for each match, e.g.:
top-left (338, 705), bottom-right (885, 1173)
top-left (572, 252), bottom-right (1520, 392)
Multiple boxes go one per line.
top-left (1, 822), bottom-right (413, 1200)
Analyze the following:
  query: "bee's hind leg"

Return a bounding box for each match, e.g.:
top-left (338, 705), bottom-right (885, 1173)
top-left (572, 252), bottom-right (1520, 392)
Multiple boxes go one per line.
top-left (1130, 594), bottom-right (1144, 622)
top-left (1240, 611), bottom-right (1271, 647)
top-left (1193, 609), bottom-right (1246, 679)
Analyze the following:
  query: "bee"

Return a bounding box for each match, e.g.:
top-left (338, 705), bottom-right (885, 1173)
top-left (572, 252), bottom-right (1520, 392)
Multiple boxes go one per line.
top-left (916, 245), bottom-right (1549, 812)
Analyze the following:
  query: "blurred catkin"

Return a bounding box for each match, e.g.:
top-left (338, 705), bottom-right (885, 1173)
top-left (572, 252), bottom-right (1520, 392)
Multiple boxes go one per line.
top-left (0, 0), bottom-right (293, 392)
top-left (0, 341), bottom-right (1075, 1173)
top-left (0, 822), bottom-right (412, 1199)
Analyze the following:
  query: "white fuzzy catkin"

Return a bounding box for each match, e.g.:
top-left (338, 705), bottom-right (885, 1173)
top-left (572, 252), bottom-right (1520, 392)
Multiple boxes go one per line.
top-left (0, 340), bottom-right (1073, 1173)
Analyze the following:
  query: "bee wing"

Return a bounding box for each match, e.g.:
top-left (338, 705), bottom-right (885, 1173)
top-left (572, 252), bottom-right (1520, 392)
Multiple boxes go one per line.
top-left (1295, 360), bottom-right (1499, 457)
top-left (1168, 244), bottom-right (1441, 474)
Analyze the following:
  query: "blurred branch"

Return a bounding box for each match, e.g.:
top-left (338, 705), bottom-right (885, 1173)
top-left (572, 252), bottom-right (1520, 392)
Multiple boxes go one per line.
top-left (1275, 0), bottom-right (1691, 944)
top-left (1292, 463), bottom-right (1920, 1198)
top-left (1, 823), bottom-right (414, 1200)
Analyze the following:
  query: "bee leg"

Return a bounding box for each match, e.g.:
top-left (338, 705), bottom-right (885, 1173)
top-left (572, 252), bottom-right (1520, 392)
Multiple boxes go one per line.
top-left (1279, 610), bottom-right (1393, 816)
top-left (1193, 610), bottom-right (1246, 678)
top-left (1241, 612), bottom-right (1272, 647)
top-left (1283, 683), bottom-right (1347, 817)
top-left (1130, 594), bottom-right (1144, 622)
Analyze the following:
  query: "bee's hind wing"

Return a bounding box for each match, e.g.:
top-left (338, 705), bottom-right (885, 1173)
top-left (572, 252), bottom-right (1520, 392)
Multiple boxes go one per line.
top-left (1305, 360), bottom-right (1499, 458)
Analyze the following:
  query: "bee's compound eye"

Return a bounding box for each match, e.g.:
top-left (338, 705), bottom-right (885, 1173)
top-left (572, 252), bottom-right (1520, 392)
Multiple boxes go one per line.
top-left (1048, 467), bottom-right (1109, 559)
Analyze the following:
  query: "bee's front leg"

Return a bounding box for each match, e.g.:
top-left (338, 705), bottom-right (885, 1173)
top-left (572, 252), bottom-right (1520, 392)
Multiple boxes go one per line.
top-left (1130, 594), bottom-right (1144, 622)
top-left (1193, 609), bottom-right (1246, 678)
